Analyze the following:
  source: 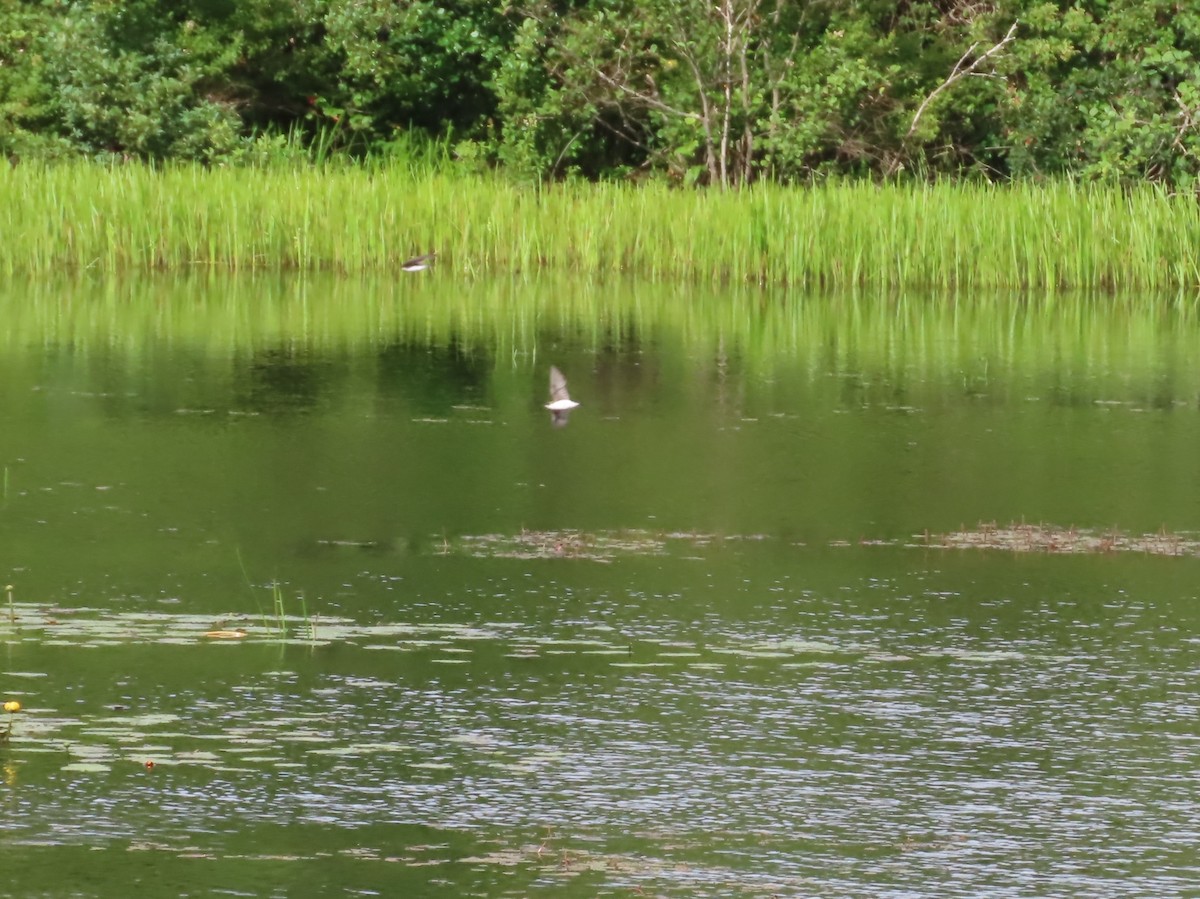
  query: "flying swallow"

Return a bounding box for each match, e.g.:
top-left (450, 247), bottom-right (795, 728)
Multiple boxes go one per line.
top-left (545, 365), bottom-right (580, 428)
top-left (401, 252), bottom-right (437, 272)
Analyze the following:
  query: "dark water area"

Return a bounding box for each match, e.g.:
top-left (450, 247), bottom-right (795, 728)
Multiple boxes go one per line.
top-left (0, 275), bottom-right (1197, 896)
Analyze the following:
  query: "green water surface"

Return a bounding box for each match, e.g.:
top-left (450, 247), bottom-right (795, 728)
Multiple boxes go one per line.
top-left (0, 275), bottom-right (1197, 897)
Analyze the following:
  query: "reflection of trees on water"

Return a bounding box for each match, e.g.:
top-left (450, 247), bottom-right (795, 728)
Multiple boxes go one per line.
top-left (229, 341), bottom-right (494, 416)
top-left (374, 339), bottom-right (491, 416)
top-left (235, 347), bottom-right (346, 414)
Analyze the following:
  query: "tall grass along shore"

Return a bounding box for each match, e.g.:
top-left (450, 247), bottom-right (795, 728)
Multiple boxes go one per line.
top-left (3, 162), bottom-right (1199, 291)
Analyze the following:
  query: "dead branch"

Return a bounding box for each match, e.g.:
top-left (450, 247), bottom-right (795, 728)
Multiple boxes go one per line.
top-left (1172, 88), bottom-right (1199, 155)
top-left (905, 20), bottom-right (1019, 140)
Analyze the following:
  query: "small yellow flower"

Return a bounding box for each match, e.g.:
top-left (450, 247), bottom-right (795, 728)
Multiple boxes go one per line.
top-left (3, 701), bottom-right (21, 713)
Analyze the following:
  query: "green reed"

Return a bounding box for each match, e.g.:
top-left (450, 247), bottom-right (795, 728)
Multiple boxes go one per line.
top-left (3, 161), bottom-right (1200, 289)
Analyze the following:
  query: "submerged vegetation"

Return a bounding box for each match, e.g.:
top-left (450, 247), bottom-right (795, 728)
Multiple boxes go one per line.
top-left (450, 525), bottom-right (1200, 561)
top-left (4, 163), bottom-right (1200, 289)
top-left (452, 529), bottom-right (768, 561)
top-left (918, 523), bottom-right (1200, 558)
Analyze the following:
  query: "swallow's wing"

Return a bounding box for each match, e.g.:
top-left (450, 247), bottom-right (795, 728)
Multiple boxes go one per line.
top-left (549, 366), bottom-right (571, 404)
top-left (401, 252), bottom-right (437, 270)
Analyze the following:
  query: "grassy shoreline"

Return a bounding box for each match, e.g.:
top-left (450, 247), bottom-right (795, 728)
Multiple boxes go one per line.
top-left (3, 162), bottom-right (1200, 290)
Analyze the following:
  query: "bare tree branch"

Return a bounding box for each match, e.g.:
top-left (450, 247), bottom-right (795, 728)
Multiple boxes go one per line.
top-left (590, 65), bottom-right (702, 122)
top-left (518, 0), bottom-right (771, 186)
top-left (1172, 88), bottom-right (1199, 156)
top-left (905, 20), bottom-right (1019, 140)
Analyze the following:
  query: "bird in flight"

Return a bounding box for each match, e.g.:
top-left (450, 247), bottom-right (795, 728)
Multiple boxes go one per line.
top-left (545, 365), bottom-right (580, 428)
top-left (401, 252), bottom-right (437, 272)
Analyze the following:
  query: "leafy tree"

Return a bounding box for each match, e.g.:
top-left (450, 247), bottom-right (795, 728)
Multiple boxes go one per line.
top-left (0, 1), bottom-right (260, 161)
top-left (318, 0), bottom-right (511, 147)
top-left (3, 0), bottom-right (1200, 185)
top-left (497, 0), bottom-right (1004, 184)
top-left (999, 0), bottom-right (1200, 188)
top-left (0, 1), bottom-right (73, 159)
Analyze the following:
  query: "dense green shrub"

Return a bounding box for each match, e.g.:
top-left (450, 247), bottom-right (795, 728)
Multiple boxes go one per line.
top-left (2, 0), bottom-right (1199, 184)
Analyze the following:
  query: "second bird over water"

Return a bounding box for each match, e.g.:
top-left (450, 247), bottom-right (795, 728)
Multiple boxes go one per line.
top-left (403, 253), bottom-right (578, 428)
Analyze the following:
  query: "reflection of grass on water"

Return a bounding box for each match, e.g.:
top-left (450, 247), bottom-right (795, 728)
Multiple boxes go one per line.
top-left (1, 276), bottom-right (1197, 408)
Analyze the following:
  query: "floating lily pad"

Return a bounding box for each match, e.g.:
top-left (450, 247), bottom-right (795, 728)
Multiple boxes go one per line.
top-left (309, 742), bottom-right (406, 756)
top-left (609, 662), bottom-right (675, 668)
top-left (709, 648), bottom-right (793, 659)
top-left (756, 640), bottom-right (840, 653)
top-left (934, 649), bottom-right (1026, 662)
top-left (174, 750), bottom-right (222, 763)
top-left (95, 714), bottom-right (179, 727)
top-left (446, 733), bottom-right (496, 747)
top-left (781, 661), bottom-right (838, 669)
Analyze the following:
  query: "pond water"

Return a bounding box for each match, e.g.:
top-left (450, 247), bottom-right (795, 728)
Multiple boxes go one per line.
top-left (0, 275), bottom-right (1198, 896)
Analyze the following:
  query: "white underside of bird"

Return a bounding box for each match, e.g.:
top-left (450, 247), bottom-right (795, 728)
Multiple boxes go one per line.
top-left (545, 398), bottom-right (580, 411)
top-left (401, 252), bottom-right (437, 272)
